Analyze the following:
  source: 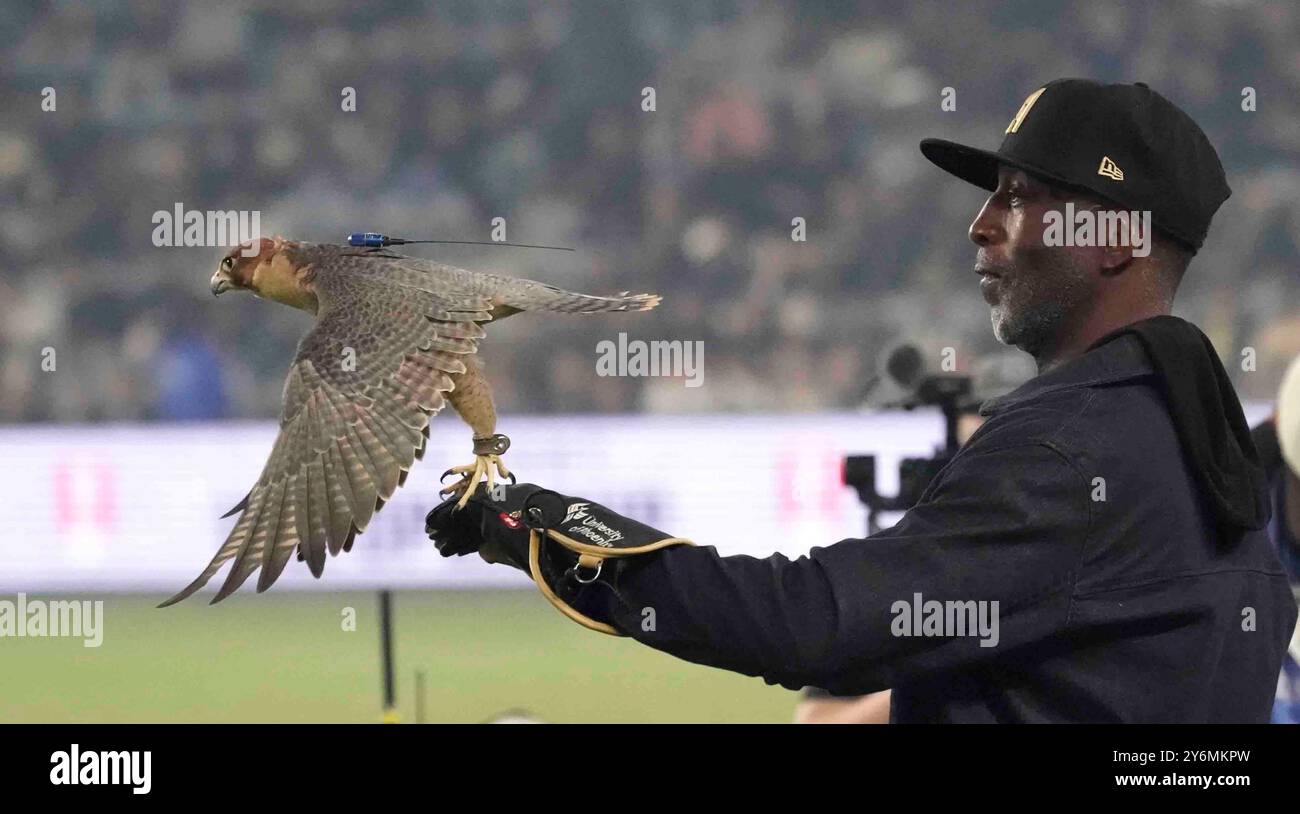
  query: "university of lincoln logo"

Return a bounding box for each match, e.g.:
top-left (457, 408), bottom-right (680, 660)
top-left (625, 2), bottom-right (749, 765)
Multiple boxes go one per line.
top-left (1097, 156), bottom-right (1125, 180)
top-left (1005, 87), bottom-right (1046, 134)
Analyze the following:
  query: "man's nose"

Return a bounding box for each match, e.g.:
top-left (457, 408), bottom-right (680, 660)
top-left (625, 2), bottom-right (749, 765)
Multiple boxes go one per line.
top-left (968, 198), bottom-right (1004, 247)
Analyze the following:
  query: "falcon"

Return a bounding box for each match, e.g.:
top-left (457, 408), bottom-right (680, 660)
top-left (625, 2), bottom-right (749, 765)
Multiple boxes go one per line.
top-left (160, 236), bottom-right (660, 606)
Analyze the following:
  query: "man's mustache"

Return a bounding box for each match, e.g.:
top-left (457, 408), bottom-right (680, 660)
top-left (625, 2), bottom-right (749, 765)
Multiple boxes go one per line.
top-left (974, 260), bottom-right (1013, 277)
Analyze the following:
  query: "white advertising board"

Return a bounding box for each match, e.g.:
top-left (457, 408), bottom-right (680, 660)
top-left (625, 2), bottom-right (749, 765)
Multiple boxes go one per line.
top-left (0, 404), bottom-right (1272, 594)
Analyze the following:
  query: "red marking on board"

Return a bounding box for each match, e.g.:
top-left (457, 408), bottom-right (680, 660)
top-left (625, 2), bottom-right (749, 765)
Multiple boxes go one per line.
top-left (776, 447), bottom-right (842, 520)
top-left (53, 459), bottom-right (117, 533)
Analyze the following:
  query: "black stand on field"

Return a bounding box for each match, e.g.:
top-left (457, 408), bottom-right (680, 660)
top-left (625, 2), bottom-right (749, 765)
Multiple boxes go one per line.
top-left (843, 373), bottom-right (972, 535)
top-left (380, 590), bottom-right (398, 723)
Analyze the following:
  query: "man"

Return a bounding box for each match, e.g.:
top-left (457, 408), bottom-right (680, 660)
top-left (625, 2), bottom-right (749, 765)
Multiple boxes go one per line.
top-left (1250, 355), bottom-right (1300, 722)
top-left (428, 79), bottom-right (1298, 723)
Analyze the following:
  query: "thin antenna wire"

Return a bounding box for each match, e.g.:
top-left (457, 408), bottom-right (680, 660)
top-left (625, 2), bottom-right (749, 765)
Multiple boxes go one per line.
top-left (399, 239), bottom-right (574, 252)
top-left (347, 232), bottom-right (573, 252)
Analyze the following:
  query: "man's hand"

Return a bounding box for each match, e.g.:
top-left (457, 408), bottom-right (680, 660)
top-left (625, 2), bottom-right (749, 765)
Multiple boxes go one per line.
top-left (425, 482), bottom-right (572, 576)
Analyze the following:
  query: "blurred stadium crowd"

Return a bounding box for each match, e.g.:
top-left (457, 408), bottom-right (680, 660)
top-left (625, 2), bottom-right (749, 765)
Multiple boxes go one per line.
top-left (1, 0), bottom-right (1297, 423)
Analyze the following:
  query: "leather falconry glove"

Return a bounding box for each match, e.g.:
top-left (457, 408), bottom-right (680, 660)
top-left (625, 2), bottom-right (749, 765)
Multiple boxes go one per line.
top-left (426, 483), bottom-right (692, 634)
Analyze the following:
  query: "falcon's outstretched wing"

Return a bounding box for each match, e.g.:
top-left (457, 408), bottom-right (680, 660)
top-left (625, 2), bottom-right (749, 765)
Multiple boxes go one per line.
top-left (160, 266), bottom-right (494, 606)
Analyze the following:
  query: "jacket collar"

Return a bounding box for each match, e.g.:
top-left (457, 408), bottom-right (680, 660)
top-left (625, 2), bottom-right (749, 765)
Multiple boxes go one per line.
top-left (979, 332), bottom-right (1155, 416)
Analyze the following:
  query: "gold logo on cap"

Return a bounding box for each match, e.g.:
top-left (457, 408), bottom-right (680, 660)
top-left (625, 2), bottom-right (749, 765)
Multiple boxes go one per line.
top-left (1005, 88), bottom-right (1045, 134)
top-left (1097, 156), bottom-right (1124, 180)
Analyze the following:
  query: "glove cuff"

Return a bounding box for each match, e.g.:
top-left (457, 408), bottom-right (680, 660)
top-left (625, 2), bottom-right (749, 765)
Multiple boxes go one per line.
top-left (521, 497), bottom-right (693, 636)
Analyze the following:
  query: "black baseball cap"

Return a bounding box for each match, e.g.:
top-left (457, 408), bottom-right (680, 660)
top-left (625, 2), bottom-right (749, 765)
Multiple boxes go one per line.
top-left (920, 78), bottom-right (1230, 252)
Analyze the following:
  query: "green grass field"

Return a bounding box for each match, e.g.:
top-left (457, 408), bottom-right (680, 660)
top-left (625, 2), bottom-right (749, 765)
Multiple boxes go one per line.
top-left (2, 590), bottom-right (798, 723)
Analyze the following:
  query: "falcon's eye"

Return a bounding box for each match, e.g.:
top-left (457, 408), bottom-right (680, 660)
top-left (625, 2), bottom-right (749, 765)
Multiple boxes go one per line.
top-left (221, 257), bottom-right (234, 271)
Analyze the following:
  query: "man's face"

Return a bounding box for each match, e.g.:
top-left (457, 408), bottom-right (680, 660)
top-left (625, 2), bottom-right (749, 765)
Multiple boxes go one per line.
top-left (968, 167), bottom-right (1099, 356)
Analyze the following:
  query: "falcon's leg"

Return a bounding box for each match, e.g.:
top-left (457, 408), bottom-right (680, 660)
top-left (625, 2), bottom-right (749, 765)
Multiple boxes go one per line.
top-left (440, 434), bottom-right (513, 508)
top-left (441, 359), bottom-right (513, 509)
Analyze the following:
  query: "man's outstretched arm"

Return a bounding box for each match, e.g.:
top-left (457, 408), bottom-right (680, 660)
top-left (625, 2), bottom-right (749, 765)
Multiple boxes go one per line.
top-left (430, 441), bottom-right (1091, 695)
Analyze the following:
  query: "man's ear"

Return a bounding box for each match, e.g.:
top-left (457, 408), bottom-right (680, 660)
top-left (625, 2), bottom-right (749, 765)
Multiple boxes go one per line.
top-left (1075, 202), bottom-right (1139, 277)
top-left (1098, 207), bottom-right (1138, 276)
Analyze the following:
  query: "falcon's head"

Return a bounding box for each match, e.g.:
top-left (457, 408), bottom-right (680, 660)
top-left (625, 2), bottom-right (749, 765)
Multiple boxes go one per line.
top-left (211, 236), bottom-right (317, 312)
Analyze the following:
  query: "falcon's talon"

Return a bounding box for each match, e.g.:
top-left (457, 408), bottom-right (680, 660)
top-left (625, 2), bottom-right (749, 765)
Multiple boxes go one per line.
top-left (440, 451), bottom-right (513, 509)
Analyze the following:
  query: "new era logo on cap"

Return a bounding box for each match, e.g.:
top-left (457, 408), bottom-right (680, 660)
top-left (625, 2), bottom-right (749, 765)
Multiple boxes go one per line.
top-left (1098, 156), bottom-right (1124, 181)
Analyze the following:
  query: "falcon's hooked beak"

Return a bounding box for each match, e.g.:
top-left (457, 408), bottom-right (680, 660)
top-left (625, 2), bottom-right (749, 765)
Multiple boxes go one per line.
top-left (210, 269), bottom-right (233, 297)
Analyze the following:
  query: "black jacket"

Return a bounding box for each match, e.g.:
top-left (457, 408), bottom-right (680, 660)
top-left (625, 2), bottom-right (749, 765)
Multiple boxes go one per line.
top-left (578, 318), bottom-right (1299, 722)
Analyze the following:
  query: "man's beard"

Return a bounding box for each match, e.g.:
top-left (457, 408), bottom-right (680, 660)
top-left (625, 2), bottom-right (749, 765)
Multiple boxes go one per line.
top-left (986, 249), bottom-right (1093, 358)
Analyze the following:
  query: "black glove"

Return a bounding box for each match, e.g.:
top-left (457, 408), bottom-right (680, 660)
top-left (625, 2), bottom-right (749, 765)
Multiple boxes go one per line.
top-left (425, 483), bottom-right (574, 580)
top-left (426, 483), bottom-right (692, 635)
